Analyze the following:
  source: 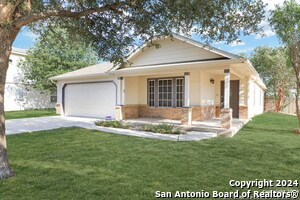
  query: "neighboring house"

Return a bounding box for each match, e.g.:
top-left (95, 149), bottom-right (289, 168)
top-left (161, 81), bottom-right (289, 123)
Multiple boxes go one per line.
top-left (5, 48), bottom-right (55, 111)
top-left (51, 34), bottom-right (266, 128)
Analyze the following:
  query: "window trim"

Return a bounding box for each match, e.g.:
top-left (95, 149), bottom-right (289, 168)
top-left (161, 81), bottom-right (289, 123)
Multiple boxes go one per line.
top-left (175, 78), bottom-right (184, 107)
top-left (147, 76), bottom-right (184, 108)
top-left (148, 80), bottom-right (155, 107)
top-left (158, 78), bottom-right (173, 108)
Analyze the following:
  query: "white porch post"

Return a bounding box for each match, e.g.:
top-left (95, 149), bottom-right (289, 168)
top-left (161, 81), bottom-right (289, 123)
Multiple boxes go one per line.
top-left (115, 77), bottom-right (124, 120)
top-left (117, 77), bottom-right (123, 105)
top-left (221, 69), bottom-right (232, 129)
top-left (224, 69), bottom-right (230, 108)
top-left (121, 77), bottom-right (125, 105)
top-left (184, 72), bottom-right (190, 107)
top-left (181, 72), bottom-right (192, 126)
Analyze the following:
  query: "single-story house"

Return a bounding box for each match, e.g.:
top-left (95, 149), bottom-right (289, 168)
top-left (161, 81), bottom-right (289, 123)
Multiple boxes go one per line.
top-left (50, 34), bottom-right (266, 128)
top-left (5, 48), bottom-right (55, 111)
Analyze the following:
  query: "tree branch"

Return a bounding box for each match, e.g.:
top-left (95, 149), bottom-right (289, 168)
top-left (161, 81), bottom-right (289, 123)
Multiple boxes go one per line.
top-left (14, 2), bottom-right (126, 28)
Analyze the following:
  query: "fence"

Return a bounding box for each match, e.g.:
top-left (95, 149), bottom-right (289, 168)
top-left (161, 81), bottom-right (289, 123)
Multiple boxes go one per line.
top-left (265, 98), bottom-right (299, 114)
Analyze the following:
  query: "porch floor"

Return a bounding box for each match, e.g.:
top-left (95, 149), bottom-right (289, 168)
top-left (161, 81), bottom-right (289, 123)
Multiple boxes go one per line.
top-left (124, 118), bottom-right (248, 137)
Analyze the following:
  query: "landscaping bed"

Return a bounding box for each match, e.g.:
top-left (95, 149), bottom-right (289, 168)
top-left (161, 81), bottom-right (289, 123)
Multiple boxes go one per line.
top-left (95, 120), bottom-right (185, 134)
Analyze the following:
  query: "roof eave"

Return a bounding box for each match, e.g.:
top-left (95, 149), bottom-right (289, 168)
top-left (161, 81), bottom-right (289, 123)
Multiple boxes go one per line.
top-left (108, 58), bottom-right (246, 76)
top-left (49, 72), bottom-right (109, 81)
top-left (244, 60), bottom-right (267, 90)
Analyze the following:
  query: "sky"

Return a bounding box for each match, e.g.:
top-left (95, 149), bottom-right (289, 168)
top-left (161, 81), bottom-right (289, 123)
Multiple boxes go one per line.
top-left (12, 0), bottom-right (295, 56)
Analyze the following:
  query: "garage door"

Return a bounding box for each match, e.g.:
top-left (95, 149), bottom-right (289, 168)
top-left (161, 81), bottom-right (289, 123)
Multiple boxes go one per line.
top-left (64, 82), bottom-right (116, 118)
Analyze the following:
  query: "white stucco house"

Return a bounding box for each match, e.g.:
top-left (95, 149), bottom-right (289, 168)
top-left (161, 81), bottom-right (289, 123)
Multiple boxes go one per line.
top-left (5, 48), bottom-right (55, 111)
top-left (50, 34), bottom-right (266, 128)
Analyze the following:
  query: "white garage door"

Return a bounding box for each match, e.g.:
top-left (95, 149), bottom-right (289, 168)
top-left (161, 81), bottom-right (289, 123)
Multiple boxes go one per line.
top-left (64, 82), bottom-right (116, 118)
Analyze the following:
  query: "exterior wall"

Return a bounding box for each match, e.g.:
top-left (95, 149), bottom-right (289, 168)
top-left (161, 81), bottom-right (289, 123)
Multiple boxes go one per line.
top-left (56, 68), bottom-right (264, 121)
top-left (122, 105), bottom-right (140, 119)
top-left (192, 106), bottom-right (215, 121)
top-left (124, 38), bottom-right (224, 67)
top-left (239, 106), bottom-right (248, 119)
top-left (121, 104), bottom-right (216, 121)
top-left (5, 51), bottom-right (55, 111)
top-left (125, 76), bottom-right (140, 105)
top-left (247, 79), bottom-right (264, 118)
top-left (139, 105), bottom-right (182, 120)
top-left (199, 72), bottom-right (215, 106)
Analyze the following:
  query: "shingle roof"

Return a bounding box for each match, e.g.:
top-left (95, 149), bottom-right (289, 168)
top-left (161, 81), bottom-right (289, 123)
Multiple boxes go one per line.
top-left (50, 62), bottom-right (114, 80)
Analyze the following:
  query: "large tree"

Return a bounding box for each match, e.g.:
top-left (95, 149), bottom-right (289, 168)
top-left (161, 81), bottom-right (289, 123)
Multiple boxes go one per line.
top-left (250, 46), bottom-right (294, 112)
top-left (0, 0), bottom-right (265, 180)
top-left (20, 27), bottom-right (98, 93)
top-left (270, 0), bottom-right (300, 128)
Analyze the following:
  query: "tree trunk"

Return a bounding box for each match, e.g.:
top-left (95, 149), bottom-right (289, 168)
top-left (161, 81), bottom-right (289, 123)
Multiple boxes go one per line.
top-left (295, 80), bottom-right (300, 127)
top-left (290, 43), bottom-right (300, 128)
top-left (0, 27), bottom-right (20, 180)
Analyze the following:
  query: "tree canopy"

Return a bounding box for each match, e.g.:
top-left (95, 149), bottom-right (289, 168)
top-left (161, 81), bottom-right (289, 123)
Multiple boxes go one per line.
top-left (269, 0), bottom-right (300, 126)
top-left (23, 0), bottom-right (266, 63)
top-left (20, 27), bottom-right (98, 93)
top-left (250, 46), bottom-right (294, 112)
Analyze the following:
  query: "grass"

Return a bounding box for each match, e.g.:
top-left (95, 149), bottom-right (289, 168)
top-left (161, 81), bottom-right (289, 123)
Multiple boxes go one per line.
top-left (1, 112), bottom-right (299, 199)
top-left (5, 109), bottom-right (57, 120)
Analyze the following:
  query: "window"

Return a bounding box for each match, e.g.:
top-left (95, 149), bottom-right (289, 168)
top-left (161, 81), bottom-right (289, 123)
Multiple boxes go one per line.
top-left (176, 78), bottom-right (183, 107)
top-left (148, 77), bottom-right (183, 108)
top-left (158, 79), bottom-right (173, 107)
top-left (148, 80), bottom-right (155, 106)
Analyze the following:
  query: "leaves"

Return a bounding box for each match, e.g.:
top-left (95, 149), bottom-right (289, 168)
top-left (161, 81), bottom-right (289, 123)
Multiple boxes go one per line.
top-left (19, 27), bottom-right (98, 93)
top-left (250, 46), bottom-right (295, 111)
top-left (5, 0), bottom-right (266, 64)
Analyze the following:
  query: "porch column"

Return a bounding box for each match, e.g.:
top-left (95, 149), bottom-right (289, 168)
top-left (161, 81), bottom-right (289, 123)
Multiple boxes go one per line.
top-left (221, 69), bottom-right (232, 129)
top-left (117, 77), bottom-right (123, 105)
top-left (181, 72), bottom-right (192, 126)
top-left (121, 77), bottom-right (125, 105)
top-left (224, 69), bottom-right (230, 109)
top-left (184, 72), bottom-right (190, 107)
top-left (116, 77), bottom-right (124, 120)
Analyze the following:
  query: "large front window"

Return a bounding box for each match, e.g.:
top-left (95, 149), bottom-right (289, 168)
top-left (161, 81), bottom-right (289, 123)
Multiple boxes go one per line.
top-left (158, 79), bottom-right (173, 107)
top-left (148, 77), bottom-right (183, 107)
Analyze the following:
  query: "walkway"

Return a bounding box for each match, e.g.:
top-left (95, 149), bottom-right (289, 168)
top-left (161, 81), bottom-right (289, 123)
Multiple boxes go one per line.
top-left (5, 116), bottom-right (247, 141)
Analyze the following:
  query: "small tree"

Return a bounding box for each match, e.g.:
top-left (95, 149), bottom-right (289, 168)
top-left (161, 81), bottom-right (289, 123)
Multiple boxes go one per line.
top-left (20, 28), bottom-right (98, 93)
top-left (270, 0), bottom-right (300, 127)
top-left (250, 46), bottom-right (294, 112)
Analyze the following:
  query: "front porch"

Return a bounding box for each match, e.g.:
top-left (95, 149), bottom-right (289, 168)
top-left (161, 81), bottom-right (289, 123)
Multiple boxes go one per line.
top-left (114, 66), bottom-right (252, 129)
top-left (124, 117), bottom-right (248, 137)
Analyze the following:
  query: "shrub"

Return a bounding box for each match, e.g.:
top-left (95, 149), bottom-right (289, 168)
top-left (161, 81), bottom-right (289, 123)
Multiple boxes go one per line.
top-left (95, 120), bottom-right (130, 129)
top-left (141, 123), bottom-right (183, 134)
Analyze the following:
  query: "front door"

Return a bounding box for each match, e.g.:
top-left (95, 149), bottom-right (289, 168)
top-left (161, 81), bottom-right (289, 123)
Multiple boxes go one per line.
top-left (220, 80), bottom-right (239, 118)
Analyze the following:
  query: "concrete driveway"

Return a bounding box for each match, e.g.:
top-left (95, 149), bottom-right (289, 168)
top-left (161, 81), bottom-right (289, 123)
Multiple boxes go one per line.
top-left (5, 116), bottom-right (217, 141)
top-left (6, 116), bottom-right (98, 135)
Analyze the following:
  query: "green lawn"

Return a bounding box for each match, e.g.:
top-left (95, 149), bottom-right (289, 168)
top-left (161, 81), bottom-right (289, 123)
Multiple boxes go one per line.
top-left (1, 112), bottom-right (299, 199)
top-left (5, 109), bottom-right (57, 120)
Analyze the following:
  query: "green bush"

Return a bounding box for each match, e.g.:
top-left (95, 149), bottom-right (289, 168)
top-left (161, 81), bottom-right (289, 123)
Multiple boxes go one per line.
top-left (141, 123), bottom-right (183, 134)
top-left (95, 120), bottom-right (130, 129)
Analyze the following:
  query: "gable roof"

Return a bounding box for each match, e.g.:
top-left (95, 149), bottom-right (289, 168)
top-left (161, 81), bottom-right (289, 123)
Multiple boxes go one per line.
top-left (124, 33), bottom-right (242, 65)
top-left (50, 34), bottom-right (249, 81)
top-left (50, 62), bottom-right (114, 81)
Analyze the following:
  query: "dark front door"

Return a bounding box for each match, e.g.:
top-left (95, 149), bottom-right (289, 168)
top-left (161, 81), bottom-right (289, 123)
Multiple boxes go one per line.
top-left (221, 80), bottom-right (239, 118)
